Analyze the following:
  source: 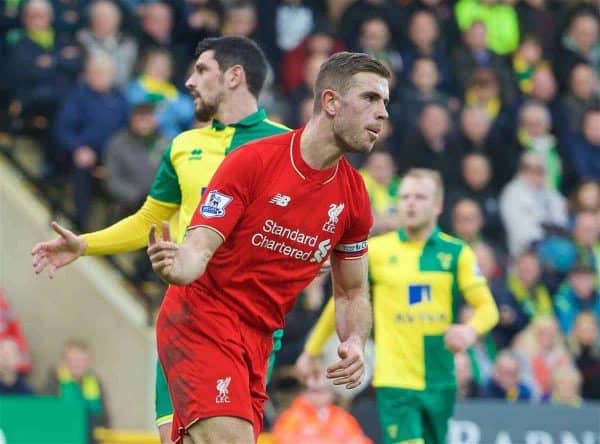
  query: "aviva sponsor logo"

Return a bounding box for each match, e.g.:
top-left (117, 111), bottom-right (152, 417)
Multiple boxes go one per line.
top-left (408, 284), bottom-right (431, 305)
top-left (188, 148), bottom-right (203, 160)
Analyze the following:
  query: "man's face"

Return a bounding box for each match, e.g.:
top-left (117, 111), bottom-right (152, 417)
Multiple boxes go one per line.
top-left (569, 272), bottom-right (596, 299)
top-left (462, 154), bottom-right (491, 191)
top-left (452, 200), bottom-right (483, 241)
top-left (494, 356), bottom-right (520, 390)
top-left (461, 109), bottom-right (491, 144)
top-left (516, 254), bottom-right (540, 288)
top-left (360, 18), bottom-right (390, 52)
top-left (143, 3), bottom-right (172, 42)
top-left (185, 50), bottom-right (226, 122)
top-left (574, 213), bottom-right (600, 246)
top-left (583, 113), bottom-right (600, 145)
top-left (366, 152), bottom-right (394, 185)
top-left (331, 72), bottom-right (389, 154)
top-left (24, 2), bottom-right (52, 32)
top-left (64, 347), bottom-right (92, 380)
top-left (130, 110), bottom-right (157, 136)
top-left (398, 176), bottom-right (441, 231)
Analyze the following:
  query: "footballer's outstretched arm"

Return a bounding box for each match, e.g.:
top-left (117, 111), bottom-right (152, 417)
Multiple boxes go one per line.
top-left (147, 222), bottom-right (223, 286)
top-left (325, 253), bottom-right (372, 389)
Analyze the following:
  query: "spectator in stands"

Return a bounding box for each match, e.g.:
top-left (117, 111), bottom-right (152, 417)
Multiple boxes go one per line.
top-left (514, 316), bottom-right (572, 398)
top-left (52, 0), bottom-right (88, 37)
top-left (568, 179), bottom-right (600, 216)
top-left (287, 52), bottom-right (327, 127)
top-left (571, 210), bottom-right (600, 281)
top-left (337, 0), bottom-right (404, 50)
top-left (0, 290), bottom-right (31, 373)
top-left (483, 350), bottom-right (533, 401)
top-left (567, 312), bottom-right (600, 400)
top-left (0, 338), bottom-right (33, 395)
top-left (451, 21), bottom-right (516, 104)
top-left (445, 153), bottom-right (505, 243)
top-left (396, 103), bottom-right (462, 186)
top-left (274, 0), bottom-right (317, 55)
top-left (178, 0), bottom-right (223, 58)
top-left (554, 264), bottom-right (600, 335)
top-left (511, 35), bottom-right (547, 96)
top-left (359, 148), bottom-right (400, 235)
top-left (354, 16), bottom-right (402, 90)
top-left (517, 101), bottom-right (562, 190)
top-left (500, 152), bottom-right (567, 256)
top-left (505, 250), bottom-right (554, 320)
top-left (457, 106), bottom-right (516, 188)
top-left (473, 241), bottom-right (503, 284)
top-left (54, 54), bottom-right (129, 229)
top-left (455, 351), bottom-right (480, 400)
top-left (527, 66), bottom-right (568, 146)
top-left (515, 0), bottom-right (559, 56)
top-left (222, 1), bottom-right (258, 40)
top-left (137, 2), bottom-right (187, 86)
top-left (549, 367), bottom-right (583, 407)
top-left (272, 367), bottom-right (372, 444)
top-left (103, 101), bottom-right (167, 213)
top-left (454, 0), bottom-right (520, 56)
top-left (570, 105), bottom-right (600, 182)
top-left (45, 339), bottom-right (110, 441)
top-left (281, 27), bottom-right (344, 94)
top-left (563, 63), bottom-right (599, 134)
top-left (556, 11), bottom-right (600, 92)
top-left (6, 0), bottom-right (83, 176)
top-left (77, 0), bottom-right (138, 88)
top-left (401, 9), bottom-right (452, 93)
top-left (451, 198), bottom-right (485, 246)
top-left (125, 49), bottom-right (194, 139)
top-left (393, 57), bottom-right (451, 133)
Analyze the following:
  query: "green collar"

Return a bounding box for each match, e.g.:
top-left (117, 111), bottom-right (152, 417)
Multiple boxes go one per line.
top-left (211, 108), bottom-right (266, 131)
top-left (397, 226), bottom-right (440, 244)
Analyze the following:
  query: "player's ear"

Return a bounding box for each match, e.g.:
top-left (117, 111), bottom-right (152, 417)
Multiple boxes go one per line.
top-left (227, 64), bottom-right (245, 89)
top-left (321, 89), bottom-right (338, 117)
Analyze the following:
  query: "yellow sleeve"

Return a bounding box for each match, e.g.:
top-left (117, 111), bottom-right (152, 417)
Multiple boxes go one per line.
top-left (82, 196), bottom-right (178, 255)
top-left (304, 296), bottom-right (336, 357)
top-left (457, 245), bottom-right (499, 335)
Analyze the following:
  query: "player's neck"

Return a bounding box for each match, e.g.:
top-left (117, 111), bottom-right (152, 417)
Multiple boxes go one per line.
top-left (216, 92), bottom-right (258, 125)
top-left (300, 117), bottom-right (343, 170)
top-left (405, 223), bottom-right (436, 242)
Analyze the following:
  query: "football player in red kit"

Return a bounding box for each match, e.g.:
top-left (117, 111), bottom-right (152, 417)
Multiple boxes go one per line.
top-left (148, 51), bottom-right (390, 444)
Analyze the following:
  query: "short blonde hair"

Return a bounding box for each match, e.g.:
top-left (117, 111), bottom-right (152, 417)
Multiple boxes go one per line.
top-left (402, 168), bottom-right (444, 202)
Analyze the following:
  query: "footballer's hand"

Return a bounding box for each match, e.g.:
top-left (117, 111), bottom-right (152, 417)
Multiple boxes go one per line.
top-left (326, 337), bottom-right (365, 389)
top-left (295, 351), bottom-right (321, 384)
top-left (147, 222), bottom-right (179, 283)
top-left (444, 324), bottom-right (477, 353)
top-left (31, 222), bottom-right (87, 278)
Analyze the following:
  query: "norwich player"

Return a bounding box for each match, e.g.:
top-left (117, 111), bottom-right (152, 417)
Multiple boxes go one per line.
top-left (297, 168), bottom-right (499, 444)
top-left (31, 37), bottom-right (288, 443)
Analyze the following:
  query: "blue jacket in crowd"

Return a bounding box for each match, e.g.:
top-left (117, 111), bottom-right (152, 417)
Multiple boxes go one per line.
top-left (554, 283), bottom-right (600, 335)
top-left (570, 134), bottom-right (600, 181)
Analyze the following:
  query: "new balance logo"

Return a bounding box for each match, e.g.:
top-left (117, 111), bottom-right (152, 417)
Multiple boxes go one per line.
top-left (269, 194), bottom-right (291, 207)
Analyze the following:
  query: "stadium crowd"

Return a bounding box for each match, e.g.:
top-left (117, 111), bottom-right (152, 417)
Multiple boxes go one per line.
top-left (1, 0), bottom-right (600, 442)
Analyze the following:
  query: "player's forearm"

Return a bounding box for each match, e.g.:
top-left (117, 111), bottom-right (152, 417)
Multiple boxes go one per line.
top-left (168, 243), bottom-right (212, 286)
top-left (83, 197), bottom-right (177, 255)
top-left (465, 285), bottom-right (499, 335)
top-left (334, 288), bottom-right (372, 348)
top-left (304, 296), bottom-right (336, 357)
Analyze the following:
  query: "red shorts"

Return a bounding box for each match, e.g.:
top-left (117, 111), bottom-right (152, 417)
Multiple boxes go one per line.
top-left (156, 284), bottom-right (273, 443)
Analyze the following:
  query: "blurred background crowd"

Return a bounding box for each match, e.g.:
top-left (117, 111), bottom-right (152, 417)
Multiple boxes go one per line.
top-left (1, 0), bottom-right (600, 442)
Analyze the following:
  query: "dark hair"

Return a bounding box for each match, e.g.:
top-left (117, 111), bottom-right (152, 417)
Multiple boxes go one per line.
top-left (194, 36), bottom-right (268, 98)
top-left (313, 52), bottom-right (391, 113)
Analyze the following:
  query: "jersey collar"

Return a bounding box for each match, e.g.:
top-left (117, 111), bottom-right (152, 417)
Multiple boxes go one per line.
top-left (211, 108), bottom-right (267, 131)
top-left (289, 127), bottom-right (339, 184)
top-left (397, 226), bottom-right (441, 245)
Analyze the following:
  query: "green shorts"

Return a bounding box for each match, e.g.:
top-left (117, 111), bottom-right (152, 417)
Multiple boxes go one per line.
top-left (154, 328), bottom-right (284, 426)
top-left (376, 387), bottom-right (456, 444)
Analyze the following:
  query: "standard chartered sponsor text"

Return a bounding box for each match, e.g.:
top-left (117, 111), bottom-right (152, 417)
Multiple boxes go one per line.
top-left (252, 219), bottom-right (321, 261)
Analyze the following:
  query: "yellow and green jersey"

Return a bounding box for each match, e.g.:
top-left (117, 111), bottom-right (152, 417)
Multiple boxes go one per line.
top-left (149, 108), bottom-right (287, 242)
top-left (358, 169), bottom-right (400, 217)
top-left (304, 227), bottom-right (498, 392)
top-left (369, 228), bottom-right (495, 390)
top-left (83, 109), bottom-right (288, 253)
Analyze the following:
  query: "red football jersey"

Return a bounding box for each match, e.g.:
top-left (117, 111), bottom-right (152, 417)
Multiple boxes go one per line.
top-left (184, 128), bottom-right (373, 332)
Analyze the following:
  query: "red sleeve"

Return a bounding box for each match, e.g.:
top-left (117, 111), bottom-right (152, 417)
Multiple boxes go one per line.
top-left (334, 173), bottom-right (373, 260)
top-left (188, 146), bottom-right (260, 240)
